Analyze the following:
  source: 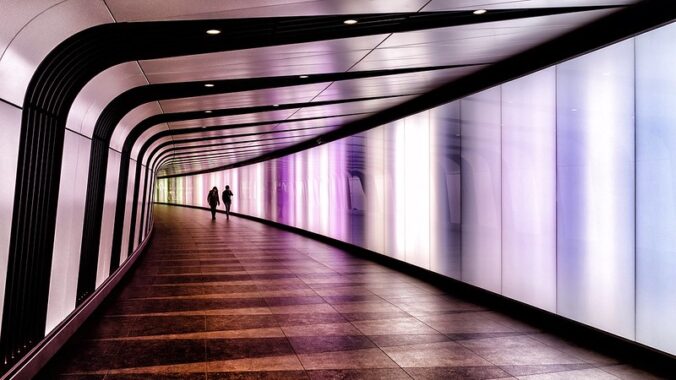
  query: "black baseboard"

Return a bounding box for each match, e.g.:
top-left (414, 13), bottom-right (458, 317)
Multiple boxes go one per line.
top-left (156, 202), bottom-right (676, 375)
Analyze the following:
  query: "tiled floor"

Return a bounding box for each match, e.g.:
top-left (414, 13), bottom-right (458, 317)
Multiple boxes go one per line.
top-left (40, 205), bottom-right (668, 379)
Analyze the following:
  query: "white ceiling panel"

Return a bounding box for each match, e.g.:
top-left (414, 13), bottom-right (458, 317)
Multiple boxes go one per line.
top-left (353, 8), bottom-right (615, 71)
top-left (106, 0), bottom-right (430, 22)
top-left (166, 109), bottom-right (300, 130)
top-left (0, 0), bottom-right (113, 104)
top-left (111, 101), bottom-right (164, 152)
top-left (67, 62), bottom-right (149, 138)
top-left (423, 0), bottom-right (638, 11)
top-left (158, 83), bottom-right (332, 112)
top-left (315, 66), bottom-right (485, 101)
top-left (295, 96), bottom-right (415, 119)
top-left (139, 35), bottom-right (388, 83)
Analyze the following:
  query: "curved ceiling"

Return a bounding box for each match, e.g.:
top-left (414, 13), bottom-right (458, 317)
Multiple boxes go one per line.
top-left (0, 1), bottom-right (647, 182)
top-left (98, 2), bottom-right (642, 179)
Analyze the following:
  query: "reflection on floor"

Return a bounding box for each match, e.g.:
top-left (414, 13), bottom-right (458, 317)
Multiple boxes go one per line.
top-left (40, 205), bottom-right (666, 379)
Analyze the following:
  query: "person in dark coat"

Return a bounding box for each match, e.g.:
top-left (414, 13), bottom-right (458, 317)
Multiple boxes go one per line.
top-left (207, 186), bottom-right (220, 219)
top-left (222, 185), bottom-right (234, 218)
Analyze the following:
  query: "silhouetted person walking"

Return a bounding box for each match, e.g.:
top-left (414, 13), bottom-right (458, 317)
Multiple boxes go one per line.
top-left (222, 185), bottom-right (234, 218)
top-left (207, 186), bottom-right (220, 219)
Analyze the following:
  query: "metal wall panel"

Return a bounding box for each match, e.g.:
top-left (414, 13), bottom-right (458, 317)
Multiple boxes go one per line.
top-left (0, 102), bottom-right (21, 340)
top-left (46, 131), bottom-right (91, 334)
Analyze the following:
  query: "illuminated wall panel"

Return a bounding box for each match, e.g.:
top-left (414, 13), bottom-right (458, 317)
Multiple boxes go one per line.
top-left (347, 134), bottom-right (366, 248)
top-left (307, 148), bottom-right (321, 234)
top-left (384, 119), bottom-right (407, 261)
top-left (429, 101), bottom-right (461, 279)
top-left (460, 87), bottom-right (502, 293)
top-left (404, 111), bottom-right (431, 269)
top-left (635, 22), bottom-right (676, 354)
top-left (329, 139), bottom-right (348, 242)
top-left (120, 162), bottom-right (137, 263)
top-left (364, 127), bottom-right (385, 254)
top-left (501, 68), bottom-right (556, 311)
top-left (46, 131), bottom-right (91, 334)
top-left (0, 102), bottom-right (22, 339)
top-left (96, 150), bottom-right (121, 288)
top-left (556, 40), bottom-right (635, 339)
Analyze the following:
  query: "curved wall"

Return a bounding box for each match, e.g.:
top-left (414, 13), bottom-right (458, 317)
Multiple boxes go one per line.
top-left (156, 21), bottom-right (676, 356)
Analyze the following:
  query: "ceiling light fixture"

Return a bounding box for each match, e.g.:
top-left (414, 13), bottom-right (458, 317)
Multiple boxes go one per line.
top-left (299, 75), bottom-right (309, 79)
top-left (273, 104), bottom-right (280, 107)
top-left (473, 9), bottom-right (487, 15)
top-left (344, 19), bottom-right (358, 25)
top-left (206, 29), bottom-right (221, 35)
top-left (205, 110), bottom-right (212, 113)
top-left (204, 83), bottom-right (215, 87)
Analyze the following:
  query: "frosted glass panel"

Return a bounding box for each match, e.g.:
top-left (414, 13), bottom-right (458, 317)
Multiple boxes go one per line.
top-left (556, 40), bottom-right (635, 338)
top-left (461, 87), bottom-right (502, 292)
top-left (636, 22), bottom-right (676, 355)
top-left (365, 127), bottom-right (385, 254)
top-left (430, 101), bottom-right (461, 279)
top-left (404, 111), bottom-right (430, 269)
top-left (384, 120), bottom-right (407, 261)
top-left (501, 68), bottom-right (557, 311)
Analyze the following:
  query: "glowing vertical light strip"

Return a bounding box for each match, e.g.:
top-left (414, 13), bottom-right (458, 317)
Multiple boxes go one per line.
top-left (175, 176), bottom-right (184, 204)
top-left (365, 127), bottom-right (385, 253)
top-left (256, 163), bottom-right (264, 218)
top-left (501, 67), bottom-right (557, 312)
top-left (285, 155), bottom-right (295, 226)
top-left (404, 111), bottom-right (431, 269)
top-left (319, 144), bottom-right (330, 237)
top-left (231, 167), bottom-right (238, 214)
top-left (429, 101), bottom-right (462, 279)
top-left (556, 39), bottom-right (635, 339)
top-left (195, 175), bottom-right (204, 207)
top-left (393, 119), bottom-right (407, 260)
top-left (460, 87), bottom-right (502, 293)
top-left (635, 22), bottom-right (676, 355)
top-left (295, 150), bottom-right (305, 229)
top-left (307, 148), bottom-right (319, 233)
top-left (327, 139), bottom-right (345, 241)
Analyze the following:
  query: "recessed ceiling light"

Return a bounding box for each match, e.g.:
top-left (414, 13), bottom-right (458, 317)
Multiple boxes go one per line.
top-left (344, 19), bottom-right (358, 25)
top-left (206, 29), bottom-right (221, 35)
top-left (205, 110), bottom-right (212, 113)
top-left (473, 9), bottom-right (487, 15)
top-left (204, 83), bottom-right (215, 87)
top-left (273, 104), bottom-right (279, 107)
top-left (299, 75), bottom-right (309, 79)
